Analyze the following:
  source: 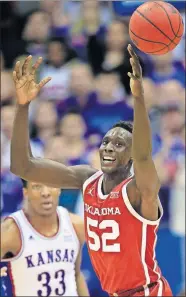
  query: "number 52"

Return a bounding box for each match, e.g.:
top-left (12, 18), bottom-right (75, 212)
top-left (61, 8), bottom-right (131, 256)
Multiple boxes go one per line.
top-left (87, 217), bottom-right (120, 252)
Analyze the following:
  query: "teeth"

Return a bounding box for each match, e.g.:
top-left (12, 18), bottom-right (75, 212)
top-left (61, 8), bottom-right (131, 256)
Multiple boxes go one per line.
top-left (103, 157), bottom-right (115, 161)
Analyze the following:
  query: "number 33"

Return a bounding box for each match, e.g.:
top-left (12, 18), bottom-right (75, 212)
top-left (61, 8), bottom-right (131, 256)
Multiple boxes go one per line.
top-left (87, 218), bottom-right (120, 252)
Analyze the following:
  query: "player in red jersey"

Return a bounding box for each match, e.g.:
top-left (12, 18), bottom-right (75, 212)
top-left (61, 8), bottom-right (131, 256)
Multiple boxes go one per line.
top-left (11, 44), bottom-right (172, 296)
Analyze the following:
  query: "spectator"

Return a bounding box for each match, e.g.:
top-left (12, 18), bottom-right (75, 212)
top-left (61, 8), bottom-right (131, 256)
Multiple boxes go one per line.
top-left (44, 135), bottom-right (69, 164)
top-left (1, 52), bottom-right (15, 106)
top-left (22, 9), bottom-right (51, 58)
top-left (156, 79), bottom-right (185, 106)
top-left (31, 101), bottom-right (58, 145)
top-left (1, 105), bottom-right (17, 170)
top-left (169, 155), bottom-right (185, 295)
top-left (56, 63), bottom-right (96, 119)
top-left (83, 0), bottom-right (136, 94)
top-left (153, 106), bottom-right (184, 224)
top-left (83, 73), bottom-right (133, 135)
top-left (39, 37), bottom-right (77, 100)
top-left (59, 110), bottom-right (88, 165)
top-left (148, 52), bottom-right (185, 87)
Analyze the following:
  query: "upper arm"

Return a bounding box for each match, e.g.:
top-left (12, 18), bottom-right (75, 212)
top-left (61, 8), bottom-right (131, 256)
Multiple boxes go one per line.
top-left (127, 159), bottom-right (161, 221)
top-left (133, 158), bottom-right (161, 199)
top-left (16, 157), bottom-right (97, 189)
top-left (1, 218), bottom-right (21, 259)
top-left (70, 213), bottom-right (85, 274)
top-left (70, 213), bottom-right (85, 244)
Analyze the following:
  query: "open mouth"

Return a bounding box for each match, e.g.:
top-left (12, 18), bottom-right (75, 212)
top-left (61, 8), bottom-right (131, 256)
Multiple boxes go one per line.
top-left (42, 202), bottom-right (53, 209)
top-left (102, 156), bottom-right (116, 165)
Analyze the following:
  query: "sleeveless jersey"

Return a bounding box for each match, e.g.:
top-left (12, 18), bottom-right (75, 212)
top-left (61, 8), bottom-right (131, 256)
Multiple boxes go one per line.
top-left (2, 206), bottom-right (79, 296)
top-left (83, 171), bottom-right (164, 295)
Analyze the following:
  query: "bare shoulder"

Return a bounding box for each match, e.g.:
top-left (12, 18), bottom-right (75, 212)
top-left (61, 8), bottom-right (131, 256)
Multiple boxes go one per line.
top-left (126, 177), bottom-right (141, 208)
top-left (69, 213), bottom-right (85, 244)
top-left (1, 217), bottom-right (19, 234)
top-left (1, 217), bottom-right (22, 256)
top-left (126, 177), bottom-right (159, 221)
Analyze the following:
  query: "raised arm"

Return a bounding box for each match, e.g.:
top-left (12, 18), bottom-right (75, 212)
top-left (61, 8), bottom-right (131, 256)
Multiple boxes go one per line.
top-left (127, 45), bottom-right (160, 221)
top-left (11, 56), bottom-right (96, 189)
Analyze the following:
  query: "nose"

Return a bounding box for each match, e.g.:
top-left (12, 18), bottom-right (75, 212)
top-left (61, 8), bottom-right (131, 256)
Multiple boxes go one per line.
top-left (105, 142), bottom-right (114, 153)
top-left (41, 186), bottom-right (51, 198)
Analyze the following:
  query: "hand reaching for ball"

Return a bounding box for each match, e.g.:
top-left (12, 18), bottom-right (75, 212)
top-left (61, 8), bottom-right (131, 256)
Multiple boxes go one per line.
top-left (13, 56), bottom-right (51, 105)
top-left (127, 44), bottom-right (144, 99)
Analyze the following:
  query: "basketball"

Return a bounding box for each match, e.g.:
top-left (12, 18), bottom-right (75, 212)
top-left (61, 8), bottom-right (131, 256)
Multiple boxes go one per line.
top-left (129, 1), bottom-right (184, 55)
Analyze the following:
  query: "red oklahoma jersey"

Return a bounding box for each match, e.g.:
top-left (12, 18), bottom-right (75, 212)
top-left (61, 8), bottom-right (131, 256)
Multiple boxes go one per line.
top-left (83, 170), bottom-right (168, 296)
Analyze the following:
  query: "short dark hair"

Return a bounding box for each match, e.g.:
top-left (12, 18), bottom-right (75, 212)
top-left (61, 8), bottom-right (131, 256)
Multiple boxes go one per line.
top-left (112, 121), bottom-right (133, 134)
top-left (21, 179), bottom-right (28, 188)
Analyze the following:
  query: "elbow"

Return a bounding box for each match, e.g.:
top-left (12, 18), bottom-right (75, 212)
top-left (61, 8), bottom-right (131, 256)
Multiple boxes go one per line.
top-left (10, 158), bottom-right (31, 178)
top-left (10, 163), bottom-right (25, 177)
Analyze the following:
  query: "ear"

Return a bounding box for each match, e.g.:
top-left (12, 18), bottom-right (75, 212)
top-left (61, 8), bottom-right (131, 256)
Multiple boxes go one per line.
top-left (23, 188), bottom-right (28, 200)
top-left (58, 189), bottom-right (62, 196)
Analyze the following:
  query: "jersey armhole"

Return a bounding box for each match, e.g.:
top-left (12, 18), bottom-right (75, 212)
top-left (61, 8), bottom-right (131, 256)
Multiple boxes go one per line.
top-left (82, 170), bottom-right (103, 195)
top-left (59, 207), bottom-right (80, 249)
top-left (122, 180), bottom-right (164, 226)
top-left (1, 216), bottom-right (24, 262)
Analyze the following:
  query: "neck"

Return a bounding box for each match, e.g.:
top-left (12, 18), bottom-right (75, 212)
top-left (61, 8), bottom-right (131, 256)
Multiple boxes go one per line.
top-left (102, 168), bottom-right (131, 195)
top-left (23, 209), bottom-right (58, 236)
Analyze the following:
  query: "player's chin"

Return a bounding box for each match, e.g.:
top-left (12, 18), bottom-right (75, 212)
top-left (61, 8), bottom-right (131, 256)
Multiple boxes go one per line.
top-left (101, 162), bottom-right (118, 174)
top-left (40, 209), bottom-right (54, 216)
top-left (40, 205), bottom-right (55, 215)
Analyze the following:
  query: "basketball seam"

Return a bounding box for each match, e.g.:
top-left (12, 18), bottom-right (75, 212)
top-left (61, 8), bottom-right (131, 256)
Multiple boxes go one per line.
top-left (153, 1), bottom-right (182, 38)
top-left (130, 29), bottom-right (168, 47)
top-left (136, 9), bottom-right (177, 46)
top-left (130, 29), bottom-right (179, 54)
top-left (177, 12), bottom-right (183, 37)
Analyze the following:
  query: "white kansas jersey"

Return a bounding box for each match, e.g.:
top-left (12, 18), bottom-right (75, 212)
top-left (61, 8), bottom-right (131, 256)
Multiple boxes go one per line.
top-left (3, 207), bottom-right (80, 296)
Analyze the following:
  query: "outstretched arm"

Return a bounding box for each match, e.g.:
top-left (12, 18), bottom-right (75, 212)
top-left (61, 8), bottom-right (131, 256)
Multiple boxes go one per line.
top-left (127, 45), bottom-right (160, 221)
top-left (11, 56), bottom-right (96, 189)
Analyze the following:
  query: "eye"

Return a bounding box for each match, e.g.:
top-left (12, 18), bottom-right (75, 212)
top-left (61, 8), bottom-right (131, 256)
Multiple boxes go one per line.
top-left (32, 185), bottom-right (41, 190)
top-left (102, 140), bottom-right (108, 145)
top-left (116, 142), bottom-right (122, 147)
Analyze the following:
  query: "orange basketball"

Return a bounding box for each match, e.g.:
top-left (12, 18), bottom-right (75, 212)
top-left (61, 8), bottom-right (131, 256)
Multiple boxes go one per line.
top-left (129, 1), bottom-right (184, 55)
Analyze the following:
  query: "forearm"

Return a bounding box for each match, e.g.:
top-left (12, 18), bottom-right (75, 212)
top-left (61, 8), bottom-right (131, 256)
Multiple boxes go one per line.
top-left (76, 272), bottom-right (89, 296)
top-left (132, 95), bottom-right (152, 161)
top-left (11, 103), bottom-right (32, 174)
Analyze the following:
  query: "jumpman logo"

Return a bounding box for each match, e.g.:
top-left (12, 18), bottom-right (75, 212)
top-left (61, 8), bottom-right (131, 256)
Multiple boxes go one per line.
top-left (88, 187), bottom-right (95, 197)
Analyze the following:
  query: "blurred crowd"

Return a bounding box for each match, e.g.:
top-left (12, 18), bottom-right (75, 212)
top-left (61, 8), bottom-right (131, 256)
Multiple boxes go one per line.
top-left (1, 1), bottom-right (185, 296)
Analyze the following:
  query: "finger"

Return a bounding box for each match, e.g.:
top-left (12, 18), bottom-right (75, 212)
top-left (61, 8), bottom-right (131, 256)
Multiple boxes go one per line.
top-left (37, 77), bottom-right (52, 89)
top-left (128, 44), bottom-right (139, 60)
top-left (15, 61), bottom-right (21, 80)
top-left (130, 57), bottom-right (134, 67)
top-left (129, 58), bottom-right (137, 74)
top-left (130, 58), bottom-right (141, 78)
top-left (31, 57), bottom-right (43, 75)
top-left (13, 71), bottom-right (18, 83)
top-left (22, 55), bottom-right (32, 76)
top-left (127, 72), bottom-right (137, 80)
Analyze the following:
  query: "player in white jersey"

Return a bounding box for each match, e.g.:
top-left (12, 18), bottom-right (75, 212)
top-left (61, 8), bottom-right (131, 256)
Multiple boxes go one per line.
top-left (0, 179), bottom-right (89, 297)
